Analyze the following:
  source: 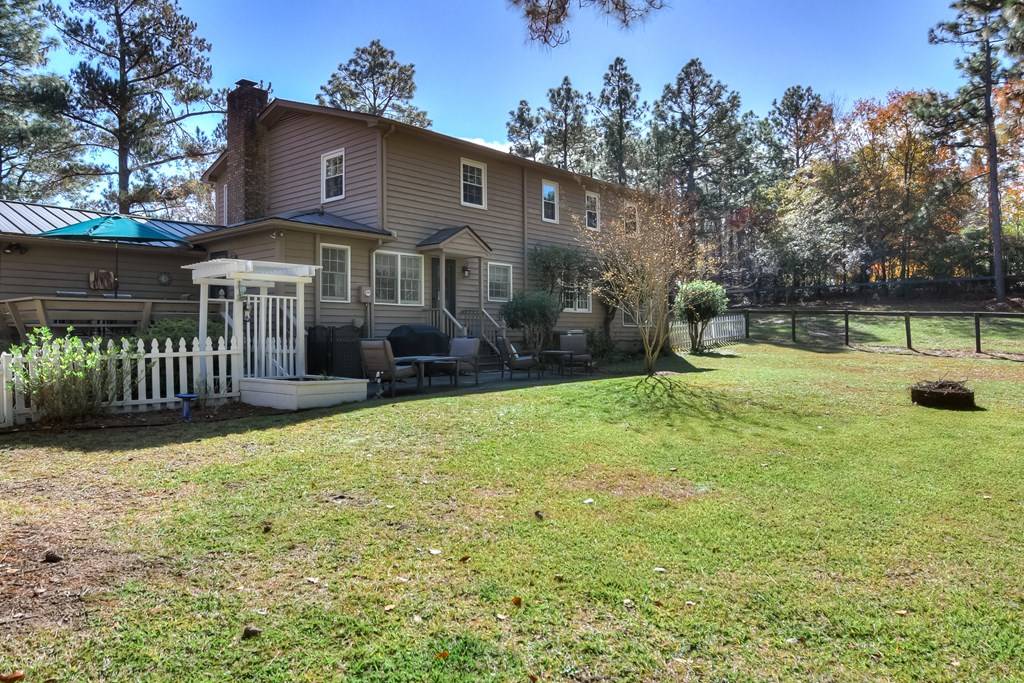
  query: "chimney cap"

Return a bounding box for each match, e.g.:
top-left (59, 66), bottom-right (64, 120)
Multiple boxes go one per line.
top-left (234, 78), bottom-right (258, 89)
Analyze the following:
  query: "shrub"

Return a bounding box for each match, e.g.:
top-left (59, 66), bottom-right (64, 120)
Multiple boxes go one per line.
top-left (674, 280), bottom-right (728, 353)
top-left (7, 327), bottom-right (128, 424)
top-left (141, 317), bottom-right (225, 345)
top-left (585, 327), bottom-right (616, 362)
top-left (500, 291), bottom-right (562, 352)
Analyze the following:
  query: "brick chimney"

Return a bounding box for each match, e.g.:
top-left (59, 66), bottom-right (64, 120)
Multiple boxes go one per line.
top-left (225, 79), bottom-right (269, 224)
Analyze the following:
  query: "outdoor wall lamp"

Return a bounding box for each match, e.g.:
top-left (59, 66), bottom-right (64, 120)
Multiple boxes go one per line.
top-left (462, 264), bottom-right (471, 278)
top-left (2, 243), bottom-right (27, 255)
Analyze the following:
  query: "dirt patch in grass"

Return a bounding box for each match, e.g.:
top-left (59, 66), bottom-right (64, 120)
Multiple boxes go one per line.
top-left (570, 465), bottom-right (698, 503)
top-left (0, 519), bottom-right (157, 635)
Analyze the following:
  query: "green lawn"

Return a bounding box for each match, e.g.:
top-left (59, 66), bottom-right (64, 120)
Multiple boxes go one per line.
top-left (2, 343), bottom-right (1023, 681)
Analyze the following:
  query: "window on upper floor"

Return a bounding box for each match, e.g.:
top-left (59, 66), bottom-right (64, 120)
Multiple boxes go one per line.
top-left (321, 148), bottom-right (345, 203)
top-left (561, 280), bottom-right (592, 313)
top-left (487, 262), bottom-right (513, 302)
top-left (461, 158), bottom-right (487, 208)
top-left (624, 204), bottom-right (638, 234)
top-left (585, 191), bottom-right (600, 230)
top-left (542, 180), bottom-right (559, 223)
top-left (374, 251), bottom-right (423, 306)
top-left (320, 244), bottom-right (350, 302)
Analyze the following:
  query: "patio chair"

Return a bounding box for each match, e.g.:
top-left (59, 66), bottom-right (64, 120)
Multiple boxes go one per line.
top-left (495, 336), bottom-right (542, 380)
top-left (433, 336), bottom-right (481, 386)
top-left (359, 339), bottom-right (418, 397)
top-left (559, 333), bottom-right (594, 374)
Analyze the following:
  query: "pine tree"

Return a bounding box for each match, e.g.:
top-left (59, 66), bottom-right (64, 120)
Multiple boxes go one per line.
top-left (0, 0), bottom-right (85, 200)
top-left (766, 85), bottom-right (834, 174)
top-left (592, 57), bottom-right (644, 184)
top-left (508, 0), bottom-right (665, 46)
top-left (506, 100), bottom-right (542, 159)
top-left (539, 76), bottom-right (589, 171)
top-left (919, 0), bottom-right (1016, 300)
top-left (317, 40), bottom-right (431, 128)
top-left (45, 0), bottom-right (224, 214)
top-left (654, 59), bottom-right (742, 200)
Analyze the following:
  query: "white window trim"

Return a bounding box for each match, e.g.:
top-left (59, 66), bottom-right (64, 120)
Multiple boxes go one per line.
top-left (562, 281), bottom-right (592, 314)
top-left (318, 242), bottom-right (351, 303)
top-left (541, 179), bottom-right (559, 223)
top-left (372, 250), bottom-right (424, 307)
top-left (624, 204), bottom-right (639, 233)
top-left (621, 306), bottom-right (638, 327)
top-left (585, 191), bottom-right (600, 231)
top-left (321, 148), bottom-right (346, 204)
top-left (460, 157), bottom-right (487, 209)
top-left (486, 262), bottom-right (513, 302)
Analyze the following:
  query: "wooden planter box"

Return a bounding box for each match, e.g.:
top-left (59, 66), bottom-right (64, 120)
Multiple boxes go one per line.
top-left (239, 376), bottom-right (367, 411)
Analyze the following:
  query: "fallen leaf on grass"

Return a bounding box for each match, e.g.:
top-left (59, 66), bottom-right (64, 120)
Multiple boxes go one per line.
top-left (435, 650), bottom-right (449, 660)
top-left (459, 555), bottom-right (470, 563)
top-left (511, 596), bottom-right (522, 607)
top-left (383, 604), bottom-right (396, 612)
top-left (0, 672), bottom-right (25, 682)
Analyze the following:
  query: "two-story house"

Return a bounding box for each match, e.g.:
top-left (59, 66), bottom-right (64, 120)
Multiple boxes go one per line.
top-left (0, 79), bottom-right (643, 350)
top-left (199, 79), bottom-right (642, 349)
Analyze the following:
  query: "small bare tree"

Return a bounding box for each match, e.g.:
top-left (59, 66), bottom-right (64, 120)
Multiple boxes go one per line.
top-left (578, 187), bottom-right (703, 375)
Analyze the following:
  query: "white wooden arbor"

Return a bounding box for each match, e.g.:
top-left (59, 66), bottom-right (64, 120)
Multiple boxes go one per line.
top-left (184, 259), bottom-right (319, 377)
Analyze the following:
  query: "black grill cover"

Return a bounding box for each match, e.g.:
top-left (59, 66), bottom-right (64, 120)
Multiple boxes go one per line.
top-left (387, 324), bottom-right (450, 357)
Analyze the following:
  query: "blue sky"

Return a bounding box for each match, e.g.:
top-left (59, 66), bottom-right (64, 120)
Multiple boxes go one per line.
top-left (49, 0), bottom-right (964, 148)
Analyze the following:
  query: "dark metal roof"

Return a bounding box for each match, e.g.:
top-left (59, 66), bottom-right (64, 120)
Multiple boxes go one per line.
top-left (229, 209), bottom-right (391, 237)
top-left (416, 225), bottom-right (492, 251)
top-left (0, 199), bottom-right (223, 248)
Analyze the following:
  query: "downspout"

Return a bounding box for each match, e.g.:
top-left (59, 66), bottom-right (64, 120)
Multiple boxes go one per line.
top-left (521, 166), bottom-right (528, 288)
top-left (370, 123), bottom-right (397, 336)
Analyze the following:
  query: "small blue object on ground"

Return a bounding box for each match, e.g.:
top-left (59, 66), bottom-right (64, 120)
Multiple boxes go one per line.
top-left (175, 393), bottom-right (199, 422)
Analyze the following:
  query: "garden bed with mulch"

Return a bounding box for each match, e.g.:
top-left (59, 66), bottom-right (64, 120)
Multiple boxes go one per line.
top-left (0, 402), bottom-right (288, 434)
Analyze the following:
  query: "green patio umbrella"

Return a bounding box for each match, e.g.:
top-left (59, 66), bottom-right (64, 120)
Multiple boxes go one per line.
top-left (39, 215), bottom-right (188, 298)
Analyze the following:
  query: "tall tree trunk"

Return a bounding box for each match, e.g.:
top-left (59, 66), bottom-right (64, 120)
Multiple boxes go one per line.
top-left (983, 32), bottom-right (1006, 301)
top-left (114, 0), bottom-right (130, 214)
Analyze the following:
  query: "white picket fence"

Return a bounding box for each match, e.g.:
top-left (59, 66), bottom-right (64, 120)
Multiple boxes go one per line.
top-left (670, 313), bottom-right (746, 351)
top-left (0, 336), bottom-right (241, 427)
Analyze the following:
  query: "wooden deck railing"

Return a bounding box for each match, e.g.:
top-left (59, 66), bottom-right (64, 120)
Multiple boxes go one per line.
top-left (2, 296), bottom-right (200, 339)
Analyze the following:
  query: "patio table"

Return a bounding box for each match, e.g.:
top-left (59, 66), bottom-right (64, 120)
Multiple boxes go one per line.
top-left (394, 355), bottom-right (461, 391)
top-left (539, 349), bottom-right (575, 376)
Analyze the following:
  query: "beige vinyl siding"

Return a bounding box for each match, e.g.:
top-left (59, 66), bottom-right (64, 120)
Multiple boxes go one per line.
top-left (277, 229), bottom-right (372, 329)
top-left (379, 132), bottom-right (525, 337)
top-left (264, 112), bottom-right (380, 227)
top-left (0, 240), bottom-right (199, 301)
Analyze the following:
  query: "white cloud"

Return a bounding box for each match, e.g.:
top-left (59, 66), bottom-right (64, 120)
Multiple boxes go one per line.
top-left (458, 137), bottom-right (511, 153)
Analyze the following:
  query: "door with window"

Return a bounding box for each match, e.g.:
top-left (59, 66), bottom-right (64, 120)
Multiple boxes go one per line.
top-left (430, 257), bottom-right (457, 312)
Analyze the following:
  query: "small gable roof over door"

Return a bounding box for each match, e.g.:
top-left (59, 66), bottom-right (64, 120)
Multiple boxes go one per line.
top-left (415, 225), bottom-right (492, 257)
